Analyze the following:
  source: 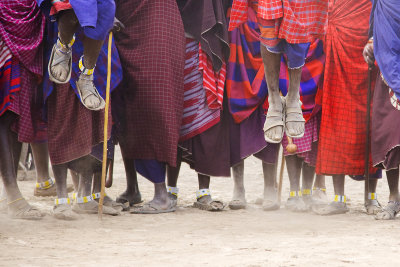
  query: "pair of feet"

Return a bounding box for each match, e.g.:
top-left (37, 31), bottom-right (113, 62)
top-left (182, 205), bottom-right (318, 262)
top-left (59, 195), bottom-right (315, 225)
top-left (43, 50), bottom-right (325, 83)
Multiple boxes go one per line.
top-left (229, 188), bottom-right (280, 211)
top-left (53, 195), bottom-right (123, 220)
top-left (49, 40), bottom-right (105, 110)
top-left (264, 95), bottom-right (305, 143)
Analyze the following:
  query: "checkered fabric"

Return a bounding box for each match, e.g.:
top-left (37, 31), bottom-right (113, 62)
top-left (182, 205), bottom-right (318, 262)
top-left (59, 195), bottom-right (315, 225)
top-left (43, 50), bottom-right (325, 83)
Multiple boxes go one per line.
top-left (113, 0), bottom-right (185, 167)
top-left (47, 82), bottom-right (111, 165)
top-left (0, 0), bottom-right (45, 75)
top-left (229, 0), bottom-right (328, 44)
top-left (316, 0), bottom-right (378, 176)
top-left (282, 115), bottom-right (319, 166)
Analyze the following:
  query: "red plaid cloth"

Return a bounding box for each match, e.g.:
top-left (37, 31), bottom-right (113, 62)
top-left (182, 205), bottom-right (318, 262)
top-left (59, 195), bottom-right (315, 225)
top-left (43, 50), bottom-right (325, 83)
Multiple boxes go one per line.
top-left (47, 82), bottom-right (110, 165)
top-left (316, 0), bottom-right (378, 175)
top-left (113, 0), bottom-right (185, 167)
top-left (229, 0), bottom-right (328, 44)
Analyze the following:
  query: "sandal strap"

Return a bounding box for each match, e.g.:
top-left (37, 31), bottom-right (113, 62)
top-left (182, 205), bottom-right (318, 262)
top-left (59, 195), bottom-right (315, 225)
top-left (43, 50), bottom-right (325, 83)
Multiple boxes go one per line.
top-left (167, 186), bottom-right (179, 197)
top-left (289, 191), bottom-right (302, 197)
top-left (79, 56), bottom-right (95, 75)
top-left (54, 198), bottom-right (71, 205)
top-left (75, 195), bottom-right (94, 204)
top-left (196, 189), bottom-right (211, 199)
top-left (334, 195), bottom-right (346, 203)
top-left (313, 187), bottom-right (326, 192)
top-left (36, 178), bottom-right (54, 189)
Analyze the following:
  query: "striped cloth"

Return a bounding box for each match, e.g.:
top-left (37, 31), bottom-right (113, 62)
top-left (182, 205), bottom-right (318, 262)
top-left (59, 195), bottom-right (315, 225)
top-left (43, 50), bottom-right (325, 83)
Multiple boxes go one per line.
top-left (226, 6), bottom-right (324, 123)
top-left (0, 44), bottom-right (20, 116)
top-left (0, 0), bottom-right (45, 75)
top-left (180, 39), bottom-right (221, 142)
top-left (229, 0), bottom-right (328, 44)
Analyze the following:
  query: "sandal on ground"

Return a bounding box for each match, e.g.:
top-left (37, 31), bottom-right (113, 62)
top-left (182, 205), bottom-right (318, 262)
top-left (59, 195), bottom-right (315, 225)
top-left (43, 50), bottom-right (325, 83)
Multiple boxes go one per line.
top-left (116, 191), bottom-right (143, 208)
top-left (263, 97), bottom-right (285, 143)
top-left (92, 193), bottom-right (124, 212)
top-left (229, 199), bottom-right (247, 210)
top-left (285, 191), bottom-right (308, 212)
top-left (53, 198), bottom-right (79, 220)
top-left (48, 36), bottom-right (74, 84)
top-left (312, 196), bottom-right (349, 216)
top-left (375, 201), bottom-right (400, 220)
top-left (365, 193), bottom-right (382, 215)
top-left (8, 198), bottom-right (44, 220)
top-left (285, 98), bottom-right (305, 138)
top-left (193, 189), bottom-right (224, 212)
top-left (131, 201), bottom-right (176, 214)
top-left (311, 187), bottom-right (328, 206)
top-left (72, 195), bottom-right (119, 216)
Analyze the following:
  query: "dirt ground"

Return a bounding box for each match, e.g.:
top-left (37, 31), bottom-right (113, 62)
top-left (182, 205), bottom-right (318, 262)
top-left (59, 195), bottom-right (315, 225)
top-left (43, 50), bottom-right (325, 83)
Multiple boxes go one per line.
top-left (1, 146), bottom-right (400, 267)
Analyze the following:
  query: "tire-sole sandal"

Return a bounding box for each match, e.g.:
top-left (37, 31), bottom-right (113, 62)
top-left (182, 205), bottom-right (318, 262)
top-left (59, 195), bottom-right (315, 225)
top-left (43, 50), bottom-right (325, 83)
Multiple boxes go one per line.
top-left (264, 97), bottom-right (285, 143)
top-left (313, 201), bottom-right (349, 216)
top-left (375, 201), bottom-right (400, 220)
top-left (48, 38), bottom-right (73, 84)
top-left (193, 189), bottom-right (224, 211)
top-left (365, 193), bottom-right (382, 215)
top-left (285, 99), bottom-right (305, 139)
top-left (76, 75), bottom-right (105, 111)
top-left (131, 202), bottom-right (176, 214)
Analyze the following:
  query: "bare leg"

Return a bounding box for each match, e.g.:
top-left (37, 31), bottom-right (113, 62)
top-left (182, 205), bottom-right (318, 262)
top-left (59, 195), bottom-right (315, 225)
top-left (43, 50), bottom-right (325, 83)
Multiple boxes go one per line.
top-left (92, 166), bottom-right (124, 212)
top-left (261, 45), bottom-right (284, 142)
top-left (286, 68), bottom-right (305, 137)
top-left (262, 161), bottom-right (280, 210)
top-left (70, 170), bottom-right (79, 191)
top-left (30, 142), bottom-right (50, 183)
top-left (50, 10), bottom-right (79, 82)
top-left (0, 113), bottom-right (41, 219)
top-left (285, 155), bottom-right (307, 212)
top-left (301, 162), bottom-right (316, 208)
top-left (230, 160), bottom-right (246, 209)
top-left (332, 174), bottom-right (345, 196)
top-left (166, 148), bottom-right (182, 188)
top-left (116, 156), bottom-right (142, 206)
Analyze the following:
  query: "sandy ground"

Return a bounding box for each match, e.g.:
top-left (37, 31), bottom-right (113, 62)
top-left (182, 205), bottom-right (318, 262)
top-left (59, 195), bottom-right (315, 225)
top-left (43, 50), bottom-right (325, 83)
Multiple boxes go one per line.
top-left (1, 146), bottom-right (400, 267)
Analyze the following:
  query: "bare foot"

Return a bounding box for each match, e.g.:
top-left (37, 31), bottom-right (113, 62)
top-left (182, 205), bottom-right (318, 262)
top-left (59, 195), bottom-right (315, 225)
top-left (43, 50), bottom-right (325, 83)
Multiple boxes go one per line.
top-left (53, 204), bottom-right (80, 220)
top-left (285, 96), bottom-right (305, 137)
top-left (8, 198), bottom-right (44, 220)
top-left (76, 74), bottom-right (105, 110)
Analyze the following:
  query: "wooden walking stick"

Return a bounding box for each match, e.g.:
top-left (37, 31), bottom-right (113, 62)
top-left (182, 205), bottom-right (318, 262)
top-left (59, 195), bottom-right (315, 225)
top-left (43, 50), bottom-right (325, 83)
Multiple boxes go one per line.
top-left (364, 65), bottom-right (373, 204)
top-left (278, 136), bottom-right (297, 203)
top-left (98, 31), bottom-right (113, 219)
